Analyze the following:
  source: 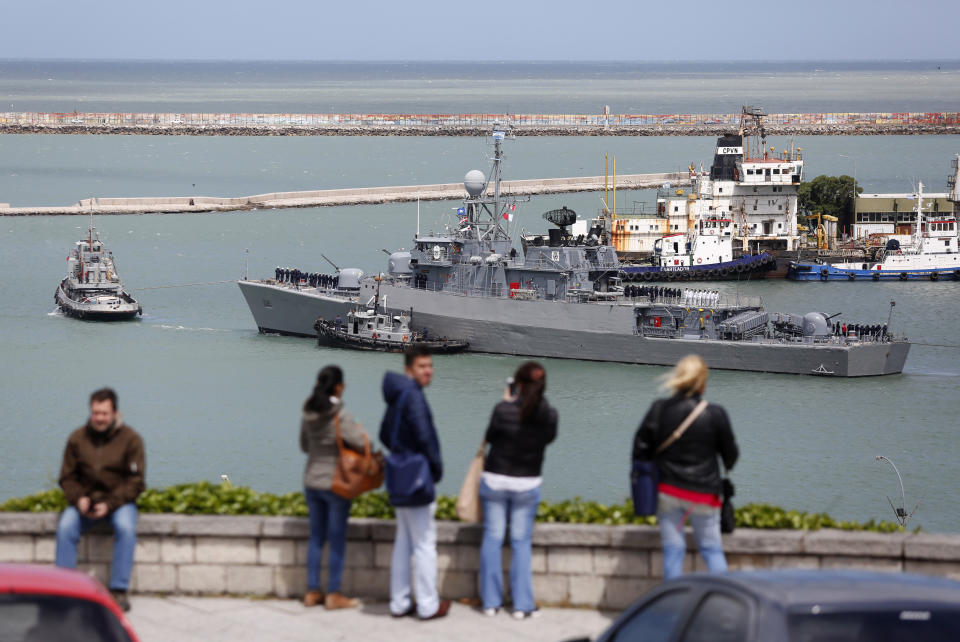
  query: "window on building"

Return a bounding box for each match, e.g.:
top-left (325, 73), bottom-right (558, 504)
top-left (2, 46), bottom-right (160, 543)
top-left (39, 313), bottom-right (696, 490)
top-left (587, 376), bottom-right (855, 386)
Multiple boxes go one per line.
top-left (674, 206), bottom-right (679, 212)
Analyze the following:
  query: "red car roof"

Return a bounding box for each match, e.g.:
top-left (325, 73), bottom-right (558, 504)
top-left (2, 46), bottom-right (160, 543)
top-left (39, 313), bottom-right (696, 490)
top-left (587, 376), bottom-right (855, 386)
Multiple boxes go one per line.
top-left (0, 563), bottom-right (139, 642)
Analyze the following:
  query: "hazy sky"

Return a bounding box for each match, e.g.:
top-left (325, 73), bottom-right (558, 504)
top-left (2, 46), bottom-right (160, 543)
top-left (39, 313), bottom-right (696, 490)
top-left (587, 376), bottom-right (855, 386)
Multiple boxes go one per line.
top-left (4, 0), bottom-right (959, 61)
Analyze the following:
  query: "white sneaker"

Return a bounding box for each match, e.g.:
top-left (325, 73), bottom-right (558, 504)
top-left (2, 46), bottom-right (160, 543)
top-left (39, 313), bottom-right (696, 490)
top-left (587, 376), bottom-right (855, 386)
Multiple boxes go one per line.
top-left (512, 608), bottom-right (541, 620)
top-left (482, 608), bottom-right (500, 617)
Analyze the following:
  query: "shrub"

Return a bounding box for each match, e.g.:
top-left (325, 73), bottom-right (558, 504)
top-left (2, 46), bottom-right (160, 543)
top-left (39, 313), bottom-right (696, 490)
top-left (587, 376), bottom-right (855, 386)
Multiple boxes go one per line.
top-left (0, 483), bottom-right (905, 532)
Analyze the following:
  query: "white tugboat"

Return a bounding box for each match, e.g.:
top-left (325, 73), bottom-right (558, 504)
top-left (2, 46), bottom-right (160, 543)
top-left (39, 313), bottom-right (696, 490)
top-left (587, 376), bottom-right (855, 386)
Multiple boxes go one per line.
top-left (789, 157), bottom-right (960, 281)
top-left (55, 216), bottom-right (142, 320)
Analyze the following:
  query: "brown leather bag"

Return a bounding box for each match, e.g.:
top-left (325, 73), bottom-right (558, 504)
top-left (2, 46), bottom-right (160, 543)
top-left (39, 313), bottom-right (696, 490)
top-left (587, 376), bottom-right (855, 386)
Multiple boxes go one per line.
top-left (331, 414), bottom-right (385, 500)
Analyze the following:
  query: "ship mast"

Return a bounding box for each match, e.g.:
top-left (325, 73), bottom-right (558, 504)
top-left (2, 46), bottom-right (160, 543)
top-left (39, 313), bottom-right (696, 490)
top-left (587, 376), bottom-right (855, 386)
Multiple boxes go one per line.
top-left (948, 154), bottom-right (960, 213)
top-left (913, 182), bottom-right (925, 250)
top-left (467, 125), bottom-right (520, 247)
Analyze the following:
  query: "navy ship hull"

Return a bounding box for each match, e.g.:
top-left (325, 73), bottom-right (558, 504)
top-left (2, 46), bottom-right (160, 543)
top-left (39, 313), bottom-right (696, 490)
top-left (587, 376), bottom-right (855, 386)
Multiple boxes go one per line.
top-left (238, 280), bottom-right (909, 377)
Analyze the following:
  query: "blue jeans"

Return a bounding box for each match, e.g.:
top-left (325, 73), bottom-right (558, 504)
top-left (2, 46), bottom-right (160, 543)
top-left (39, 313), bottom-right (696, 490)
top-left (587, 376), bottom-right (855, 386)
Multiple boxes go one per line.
top-left (55, 503), bottom-right (138, 591)
top-left (478, 479), bottom-right (541, 612)
top-left (657, 494), bottom-right (727, 580)
top-left (305, 488), bottom-right (352, 593)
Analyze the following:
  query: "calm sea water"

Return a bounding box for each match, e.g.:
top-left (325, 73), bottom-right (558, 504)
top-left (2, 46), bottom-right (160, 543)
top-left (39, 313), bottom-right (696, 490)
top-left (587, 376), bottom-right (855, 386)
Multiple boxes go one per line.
top-left (1, 60), bottom-right (959, 114)
top-left (1, 60), bottom-right (959, 530)
top-left (1, 132), bottom-right (959, 532)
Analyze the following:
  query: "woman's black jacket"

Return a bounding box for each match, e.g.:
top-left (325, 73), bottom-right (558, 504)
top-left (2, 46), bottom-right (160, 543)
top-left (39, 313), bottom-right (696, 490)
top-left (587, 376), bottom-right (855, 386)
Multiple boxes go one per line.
top-left (632, 394), bottom-right (738, 495)
top-left (484, 397), bottom-right (558, 478)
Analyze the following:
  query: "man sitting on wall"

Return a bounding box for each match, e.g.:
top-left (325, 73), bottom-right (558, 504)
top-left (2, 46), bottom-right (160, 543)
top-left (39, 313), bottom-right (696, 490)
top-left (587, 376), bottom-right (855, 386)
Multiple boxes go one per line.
top-left (55, 387), bottom-right (145, 612)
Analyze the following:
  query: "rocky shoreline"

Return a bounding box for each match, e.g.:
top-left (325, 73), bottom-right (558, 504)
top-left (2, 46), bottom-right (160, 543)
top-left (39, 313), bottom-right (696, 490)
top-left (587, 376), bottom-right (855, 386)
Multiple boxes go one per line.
top-left (3, 123), bottom-right (959, 137)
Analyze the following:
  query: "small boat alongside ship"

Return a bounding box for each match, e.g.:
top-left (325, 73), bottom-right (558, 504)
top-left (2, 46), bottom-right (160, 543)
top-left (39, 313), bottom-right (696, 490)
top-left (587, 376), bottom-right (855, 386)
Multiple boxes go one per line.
top-left (55, 217), bottom-right (142, 321)
top-left (314, 306), bottom-right (469, 354)
top-left (314, 279), bottom-right (469, 354)
top-left (789, 159), bottom-right (960, 281)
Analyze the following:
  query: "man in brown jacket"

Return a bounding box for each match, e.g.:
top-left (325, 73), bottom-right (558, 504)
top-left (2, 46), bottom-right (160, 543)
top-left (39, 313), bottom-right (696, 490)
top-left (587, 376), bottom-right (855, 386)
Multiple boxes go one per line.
top-left (55, 388), bottom-right (145, 612)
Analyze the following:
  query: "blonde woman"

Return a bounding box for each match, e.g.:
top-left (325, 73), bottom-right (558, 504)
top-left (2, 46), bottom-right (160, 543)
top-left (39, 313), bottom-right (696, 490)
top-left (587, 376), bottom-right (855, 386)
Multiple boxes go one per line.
top-left (632, 355), bottom-right (738, 579)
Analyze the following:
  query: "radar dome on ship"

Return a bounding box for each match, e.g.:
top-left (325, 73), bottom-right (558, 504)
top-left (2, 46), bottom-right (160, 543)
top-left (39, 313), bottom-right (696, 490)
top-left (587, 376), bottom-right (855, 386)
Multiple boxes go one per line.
top-left (464, 170), bottom-right (486, 197)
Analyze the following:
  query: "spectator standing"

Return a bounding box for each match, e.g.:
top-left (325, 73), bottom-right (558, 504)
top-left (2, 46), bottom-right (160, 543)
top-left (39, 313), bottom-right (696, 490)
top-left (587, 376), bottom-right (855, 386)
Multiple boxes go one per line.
top-left (300, 366), bottom-right (371, 610)
top-left (56, 388), bottom-right (145, 612)
top-left (479, 362), bottom-right (557, 619)
top-left (632, 355), bottom-right (738, 580)
top-left (379, 346), bottom-right (450, 621)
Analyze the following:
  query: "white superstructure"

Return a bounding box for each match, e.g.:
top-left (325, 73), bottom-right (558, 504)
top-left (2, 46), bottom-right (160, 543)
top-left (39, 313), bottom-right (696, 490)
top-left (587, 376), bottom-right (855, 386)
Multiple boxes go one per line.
top-left (600, 107), bottom-right (805, 256)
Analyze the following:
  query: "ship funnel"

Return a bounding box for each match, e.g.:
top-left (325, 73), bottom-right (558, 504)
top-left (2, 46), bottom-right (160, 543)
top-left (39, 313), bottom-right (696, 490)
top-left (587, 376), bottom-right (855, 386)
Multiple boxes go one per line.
top-left (464, 170), bottom-right (486, 197)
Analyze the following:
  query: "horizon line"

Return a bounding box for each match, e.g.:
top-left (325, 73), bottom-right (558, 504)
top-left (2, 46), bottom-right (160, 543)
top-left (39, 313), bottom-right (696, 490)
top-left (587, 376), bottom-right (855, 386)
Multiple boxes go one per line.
top-left (1, 57), bottom-right (959, 65)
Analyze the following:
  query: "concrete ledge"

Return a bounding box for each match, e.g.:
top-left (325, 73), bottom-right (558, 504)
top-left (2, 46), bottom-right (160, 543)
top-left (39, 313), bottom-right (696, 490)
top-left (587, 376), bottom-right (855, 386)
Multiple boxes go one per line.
top-left (804, 529), bottom-right (906, 558)
top-left (905, 534), bottom-right (960, 561)
top-left (1, 513), bottom-right (953, 610)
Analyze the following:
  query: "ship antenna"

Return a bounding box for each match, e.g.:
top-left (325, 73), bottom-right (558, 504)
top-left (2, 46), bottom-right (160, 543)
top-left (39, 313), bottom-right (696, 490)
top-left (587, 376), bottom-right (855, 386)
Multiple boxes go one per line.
top-left (886, 300), bottom-right (896, 333)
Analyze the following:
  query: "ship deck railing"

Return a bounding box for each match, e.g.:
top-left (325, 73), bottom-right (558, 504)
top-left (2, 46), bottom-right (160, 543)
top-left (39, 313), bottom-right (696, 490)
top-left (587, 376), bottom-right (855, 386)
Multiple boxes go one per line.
top-left (412, 281), bottom-right (764, 309)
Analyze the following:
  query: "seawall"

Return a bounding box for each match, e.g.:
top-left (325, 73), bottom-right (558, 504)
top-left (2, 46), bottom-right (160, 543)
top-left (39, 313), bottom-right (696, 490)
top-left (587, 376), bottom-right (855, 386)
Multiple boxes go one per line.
top-left (1, 111), bottom-right (958, 136)
top-left (2, 513), bottom-right (957, 610)
top-left (0, 173), bottom-right (690, 216)
top-left (3, 124), bottom-right (958, 137)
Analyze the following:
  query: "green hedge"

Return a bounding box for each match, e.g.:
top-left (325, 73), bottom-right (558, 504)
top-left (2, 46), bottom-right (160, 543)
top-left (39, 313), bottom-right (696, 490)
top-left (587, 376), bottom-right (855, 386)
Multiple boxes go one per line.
top-left (0, 482), bottom-right (905, 533)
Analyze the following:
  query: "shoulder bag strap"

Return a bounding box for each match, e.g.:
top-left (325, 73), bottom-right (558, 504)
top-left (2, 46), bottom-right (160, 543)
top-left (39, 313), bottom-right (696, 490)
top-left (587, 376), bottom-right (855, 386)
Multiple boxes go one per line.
top-left (654, 399), bottom-right (708, 456)
top-left (335, 412), bottom-right (371, 457)
top-left (388, 387), bottom-right (412, 452)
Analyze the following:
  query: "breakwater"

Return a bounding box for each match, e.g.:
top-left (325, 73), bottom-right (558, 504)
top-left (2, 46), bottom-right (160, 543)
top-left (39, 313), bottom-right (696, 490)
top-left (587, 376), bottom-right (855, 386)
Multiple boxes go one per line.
top-left (0, 172), bottom-right (689, 216)
top-left (2, 513), bottom-right (956, 609)
top-left (2, 111), bottom-right (959, 136)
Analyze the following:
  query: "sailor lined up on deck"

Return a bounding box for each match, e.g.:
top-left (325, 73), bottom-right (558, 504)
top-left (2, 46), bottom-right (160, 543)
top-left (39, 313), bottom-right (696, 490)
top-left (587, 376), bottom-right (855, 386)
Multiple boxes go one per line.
top-left (275, 268), bottom-right (338, 289)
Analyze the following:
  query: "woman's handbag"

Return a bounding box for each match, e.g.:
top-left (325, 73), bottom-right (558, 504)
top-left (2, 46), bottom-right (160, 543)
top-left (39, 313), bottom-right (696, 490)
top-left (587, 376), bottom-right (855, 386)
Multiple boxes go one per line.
top-left (384, 389), bottom-right (436, 506)
top-left (631, 400), bottom-right (708, 517)
top-left (456, 440), bottom-right (486, 523)
top-left (331, 414), bottom-right (385, 500)
top-left (720, 477), bottom-right (736, 534)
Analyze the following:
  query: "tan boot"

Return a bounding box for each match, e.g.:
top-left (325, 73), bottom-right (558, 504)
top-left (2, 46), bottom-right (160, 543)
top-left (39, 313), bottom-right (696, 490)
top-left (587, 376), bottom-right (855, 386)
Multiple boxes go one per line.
top-left (325, 592), bottom-right (359, 610)
top-left (303, 590), bottom-right (324, 607)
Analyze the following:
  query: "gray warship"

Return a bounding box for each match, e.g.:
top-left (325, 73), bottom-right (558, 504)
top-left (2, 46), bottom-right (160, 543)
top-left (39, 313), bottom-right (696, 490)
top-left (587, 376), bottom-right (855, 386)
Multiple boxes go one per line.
top-left (56, 217), bottom-right (142, 321)
top-left (238, 128), bottom-right (909, 377)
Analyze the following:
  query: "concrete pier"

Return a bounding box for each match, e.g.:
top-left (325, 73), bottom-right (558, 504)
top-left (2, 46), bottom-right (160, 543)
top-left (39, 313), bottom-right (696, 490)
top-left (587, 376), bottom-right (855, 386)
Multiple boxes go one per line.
top-left (0, 172), bottom-right (690, 216)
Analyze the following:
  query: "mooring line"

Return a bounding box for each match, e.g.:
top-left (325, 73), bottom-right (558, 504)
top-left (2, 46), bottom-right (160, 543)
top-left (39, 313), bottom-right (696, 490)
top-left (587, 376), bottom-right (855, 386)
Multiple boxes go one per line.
top-left (910, 342), bottom-right (960, 349)
top-left (131, 280), bottom-right (236, 291)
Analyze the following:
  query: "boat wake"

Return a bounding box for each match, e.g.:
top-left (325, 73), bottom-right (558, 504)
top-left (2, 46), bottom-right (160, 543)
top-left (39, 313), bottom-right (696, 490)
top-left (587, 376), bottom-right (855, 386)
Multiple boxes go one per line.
top-left (156, 324), bottom-right (228, 333)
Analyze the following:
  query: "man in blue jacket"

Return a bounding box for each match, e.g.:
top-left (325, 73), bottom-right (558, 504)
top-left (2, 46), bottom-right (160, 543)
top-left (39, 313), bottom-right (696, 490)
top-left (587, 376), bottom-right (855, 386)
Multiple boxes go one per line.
top-left (380, 345), bottom-right (450, 621)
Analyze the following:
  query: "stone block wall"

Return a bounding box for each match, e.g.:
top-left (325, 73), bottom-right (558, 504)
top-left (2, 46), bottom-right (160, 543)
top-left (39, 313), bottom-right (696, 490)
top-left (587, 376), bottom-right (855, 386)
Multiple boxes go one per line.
top-left (1, 513), bottom-right (958, 610)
